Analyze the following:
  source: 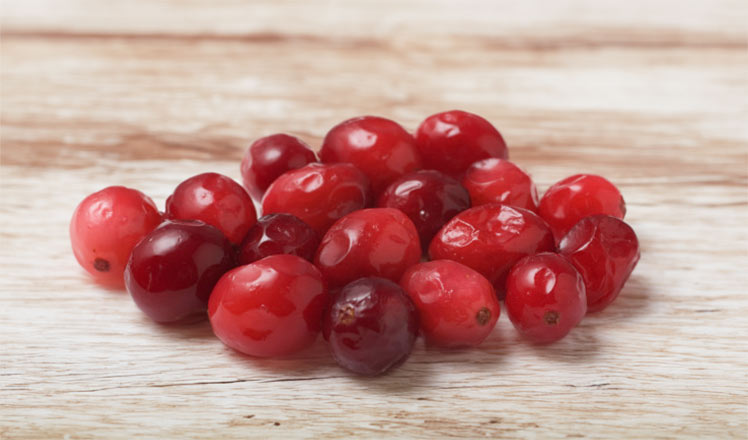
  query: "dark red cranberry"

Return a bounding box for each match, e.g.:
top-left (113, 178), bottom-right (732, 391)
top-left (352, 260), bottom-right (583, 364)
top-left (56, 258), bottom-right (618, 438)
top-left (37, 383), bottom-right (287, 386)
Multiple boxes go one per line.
top-left (70, 186), bottom-right (162, 288)
top-left (238, 214), bottom-right (318, 265)
top-left (209, 254), bottom-right (328, 357)
top-left (125, 220), bottom-right (236, 324)
top-left (558, 215), bottom-right (640, 313)
top-left (538, 174), bottom-right (625, 242)
top-left (319, 116), bottom-right (422, 195)
top-left (240, 134), bottom-right (317, 200)
top-left (165, 172), bottom-right (257, 244)
top-left (262, 163), bottom-right (372, 236)
top-left (505, 253), bottom-right (587, 343)
top-left (462, 158), bottom-right (538, 212)
top-left (323, 277), bottom-right (418, 375)
top-left (377, 170), bottom-right (470, 251)
top-left (428, 204), bottom-right (554, 298)
top-left (314, 208), bottom-right (421, 289)
top-left (415, 110), bottom-right (508, 178)
top-left (401, 260), bottom-right (500, 347)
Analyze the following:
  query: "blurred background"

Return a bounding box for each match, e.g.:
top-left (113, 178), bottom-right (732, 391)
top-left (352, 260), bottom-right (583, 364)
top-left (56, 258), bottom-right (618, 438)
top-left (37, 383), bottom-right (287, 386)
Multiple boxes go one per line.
top-left (2, 0), bottom-right (746, 174)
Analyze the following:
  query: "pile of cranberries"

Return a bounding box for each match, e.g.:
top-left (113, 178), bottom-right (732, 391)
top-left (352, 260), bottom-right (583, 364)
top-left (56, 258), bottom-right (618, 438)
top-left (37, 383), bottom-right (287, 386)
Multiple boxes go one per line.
top-left (70, 110), bottom-right (640, 376)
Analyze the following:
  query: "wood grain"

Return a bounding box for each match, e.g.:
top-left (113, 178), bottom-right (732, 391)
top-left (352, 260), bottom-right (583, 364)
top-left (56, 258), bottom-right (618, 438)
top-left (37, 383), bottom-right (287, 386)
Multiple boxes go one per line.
top-left (1, 1), bottom-right (747, 438)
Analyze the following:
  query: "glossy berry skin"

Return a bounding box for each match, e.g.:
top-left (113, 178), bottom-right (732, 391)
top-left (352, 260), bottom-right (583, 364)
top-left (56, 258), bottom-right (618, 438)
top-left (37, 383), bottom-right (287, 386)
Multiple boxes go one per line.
top-left (125, 220), bottom-right (236, 324)
top-left (323, 277), bottom-right (418, 376)
top-left (262, 163), bottom-right (372, 236)
top-left (238, 214), bottom-right (319, 265)
top-left (401, 260), bottom-right (500, 348)
top-left (208, 254), bottom-right (328, 358)
top-left (462, 158), bottom-right (538, 212)
top-left (429, 204), bottom-right (554, 298)
top-left (70, 186), bottom-right (162, 287)
top-left (415, 110), bottom-right (508, 178)
top-left (240, 133), bottom-right (317, 201)
top-left (559, 215), bottom-right (640, 313)
top-left (505, 253), bottom-right (587, 344)
top-left (538, 174), bottom-right (626, 242)
top-left (315, 208), bottom-right (421, 289)
top-left (320, 116), bottom-right (422, 195)
top-left (166, 172), bottom-right (257, 244)
top-left (377, 170), bottom-right (470, 251)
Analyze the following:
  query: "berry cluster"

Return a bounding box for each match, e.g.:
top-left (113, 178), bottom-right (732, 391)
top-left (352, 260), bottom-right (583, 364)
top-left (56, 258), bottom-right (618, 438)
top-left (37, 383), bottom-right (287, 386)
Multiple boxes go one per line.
top-left (70, 110), bottom-right (640, 376)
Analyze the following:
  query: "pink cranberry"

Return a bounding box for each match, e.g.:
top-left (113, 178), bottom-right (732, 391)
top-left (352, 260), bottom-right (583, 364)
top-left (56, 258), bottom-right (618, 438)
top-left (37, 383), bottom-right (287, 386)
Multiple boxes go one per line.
top-left (462, 158), bottom-right (538, 212)
top-left (208, 254), bottom-right (328, 357)
top-left (262, 163), bottom-right (372, 236)
top-left (415, 110), bottom-right (508, 178)
top-left (240, 134), bottom-right (317, 200)
top-left (314, 208), bottom-right (421, 289)
top-left (319, 116), bottom-right (422, 195)
top-left (323, 277), bottom-right (418, 376)
top-left (428, 204), bottom-right (554, 298)
top-left (558, 215), bottom-right (640, 313)
top-left (125, 220), bottom-right (236, 324)
top-left (401, 260), bottom-right (500, 347)
top-left (70, 186), bottom-right (162, 287)
top-left (377, 170), bottom-right (470, 251)
top-left (238, 214), bottom-right (319, 265)
top-left (538, 174), bottom-right (626, 242)
top-left (165, 172), bottom-right (256, 244)
top-left (505, 253), bottom-right (587, 343)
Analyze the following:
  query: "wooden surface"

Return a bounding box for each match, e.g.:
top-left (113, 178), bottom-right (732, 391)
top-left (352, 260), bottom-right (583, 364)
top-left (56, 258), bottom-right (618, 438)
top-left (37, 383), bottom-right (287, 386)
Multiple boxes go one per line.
top-left (1, 1), bottom-right (747, 438)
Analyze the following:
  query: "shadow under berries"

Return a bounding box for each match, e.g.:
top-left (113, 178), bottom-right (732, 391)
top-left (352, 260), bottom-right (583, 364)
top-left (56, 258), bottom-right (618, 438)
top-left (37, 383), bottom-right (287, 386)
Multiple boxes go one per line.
top-left (221, 336), bottom-right (338, 377)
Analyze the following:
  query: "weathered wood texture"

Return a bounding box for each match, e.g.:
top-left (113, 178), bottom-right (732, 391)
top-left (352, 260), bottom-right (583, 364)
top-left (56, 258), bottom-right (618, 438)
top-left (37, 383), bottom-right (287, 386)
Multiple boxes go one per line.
top-left (1, 1), bottom-right (747, 438)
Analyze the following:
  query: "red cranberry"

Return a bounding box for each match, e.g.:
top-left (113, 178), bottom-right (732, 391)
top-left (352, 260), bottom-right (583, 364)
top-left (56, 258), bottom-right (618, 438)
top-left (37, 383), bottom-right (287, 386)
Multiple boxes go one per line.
top-left (428, 204), bottom-right (554, 298)
top-left (208, 254), bottom-right (328, 357)
top-left (462, 158), bottom-right (538, 212)
top-left (262, 163), bottom-right (372, 236)
top-left (377, 170), bottom-right (470, 251)
top-left (538, 174), bottom-right (625, 242)
top-left (415, 110), bottom-right (508, 178)
top-left (558, 215), bottom-right (640, 313)
top-left (165, 172), bottom-right (257, 244)
top-left (125, 220), bottom-right (236, 324)
top-left (240, 133), bottom-right (317, 200)
top-left (505, 253), bottom-right (587, 344)
top-left (70, 186), bottom-right (162, 287)
top-left (323, 277), bottom-right (418, 375)
top-left (319, 116), bottom-right (422, 195)
top-left (238, 214), bottom-right (319, 265)
top-left (315, 208), bottom-right (421, 289)
top-left (401, 260), bottom-right (500, 347)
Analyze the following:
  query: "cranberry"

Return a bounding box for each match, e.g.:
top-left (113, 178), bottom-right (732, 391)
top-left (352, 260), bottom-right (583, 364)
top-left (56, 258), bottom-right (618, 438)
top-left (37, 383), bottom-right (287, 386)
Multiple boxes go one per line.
top-left (315, 208), bottom-right (421, 289)
top-left (462, 158), bottom-right (538, 212)
top-left (377, 170), bottom-right (470, 251)
top-left (125, 220), bottom-right (236, 324)
top-left (165, 172), bottom-right (257, 244)
top-left (505, 253), bottom-right (587, 344)
top-left (401, 260), bottom-right (500, 347)
top-left (208, 254), bottom-right (328, 357)
top-left (238, 214), bottom-right (319, 265)
top-left (415, 110), bottom-right (508, 178)
top-left (429, 204), bottom-right (554, 298)
top-left (538, 174), bottom-right (625, 242)
top-left (240, 134), bottom-right (317, 201)
top-left (262, 163), bottom-right (372, 236)
top-left (558, 215), bottom-right (640, 313)
top-left (323, 277), bottom-right (418, 375)
top-left (70, 186), bottom-right (162, 287)
top-left (319, 116), bottom-right (422, 195)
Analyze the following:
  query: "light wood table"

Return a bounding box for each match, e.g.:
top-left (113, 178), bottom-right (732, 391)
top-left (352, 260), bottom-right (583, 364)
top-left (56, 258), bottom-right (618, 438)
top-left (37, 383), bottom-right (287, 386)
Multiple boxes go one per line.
top-left (1, 1), bottom-right (746, 438)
